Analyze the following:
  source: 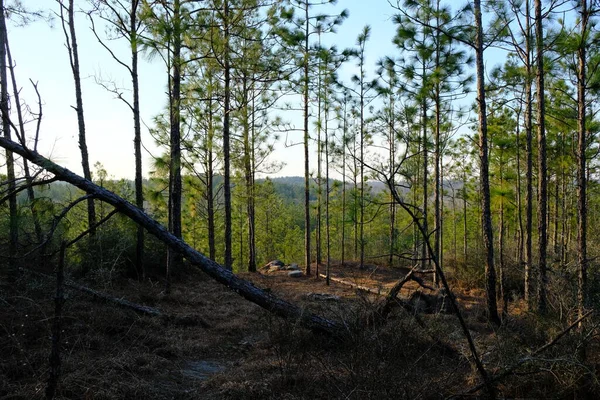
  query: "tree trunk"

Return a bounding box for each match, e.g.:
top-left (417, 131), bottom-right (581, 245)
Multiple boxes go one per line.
top-left (474, 0), bottom-right (500, 325)
top-left (63, 0), bottom-right (96, 236)
top-left (576, 0), bottom-right (589, 326)
top-left (325, 97), bottom-right (331, 286)
top-left (389, 96), bottom-right (396, 268)
top-left (421, 95), bottom-right (428, 272)
top-left (514, 116), bottom-right (524, 269)
top-left (499, 162), bottom-right (508, 319)
top-left (341, 99), bottom-right (348, 267)
top-left (223, 0), bottom-right (233, 270)
top-left (0, 0), bottom-right (17, 261)
top-left (433, 3), bottom-right (442, 285)
top-left (167, 0), bottom-right (183, 292)
top-left (359, 41), bottom-right (366, 271)
top-left (434, 86), bottom-right (441, 285)
top-left (535, 0), bottom-right (548, 313)
top-left (462, 170), bottom-right (468, 263)
top-left (303, 1), bottom-right (311, 276)
top-left (316, 57), bottom-right (322, 276)
top-left (131, 0), bottom-right (145, 280)
top-left (4, 27), bottom-right (43, 245)
top-left (524, 0), bottom-right (534, 309)
top-left (242, 77), bottom-right (256, 272)
top-left (207, 93), bottom-right (216, 261)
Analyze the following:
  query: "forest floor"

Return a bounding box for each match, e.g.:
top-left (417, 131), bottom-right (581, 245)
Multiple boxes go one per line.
top-left (1, 261), bottom-right (598, 399)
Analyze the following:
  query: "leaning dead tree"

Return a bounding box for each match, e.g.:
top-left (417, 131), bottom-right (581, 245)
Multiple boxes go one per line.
top-left (363, 150), bottom-right (495, 395)
top-left (0, 136), bottom-right (340, 336)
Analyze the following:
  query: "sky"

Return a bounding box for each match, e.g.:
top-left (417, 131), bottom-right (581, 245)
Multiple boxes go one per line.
top-left (6, 1), bottom-right (400, 180)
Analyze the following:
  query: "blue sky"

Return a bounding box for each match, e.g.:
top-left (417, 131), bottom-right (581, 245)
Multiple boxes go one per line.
top-left (8, 0), bottom-right (399, 180)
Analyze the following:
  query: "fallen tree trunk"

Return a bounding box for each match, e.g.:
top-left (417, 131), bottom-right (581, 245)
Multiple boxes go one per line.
top-left (0, 137), bottom-right (340, 335)
top-left (23, 266), bottom-right (163, 317)
top-left (318, 273), bottom-right (390, 296)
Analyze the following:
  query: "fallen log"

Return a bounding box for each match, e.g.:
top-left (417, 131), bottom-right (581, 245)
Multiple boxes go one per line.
top-left (318, 273), bottom-right (388, 295)
top-left (1, 137), bottom-right (340, 335)
top-left (22, 267), bottom-right (163, 317)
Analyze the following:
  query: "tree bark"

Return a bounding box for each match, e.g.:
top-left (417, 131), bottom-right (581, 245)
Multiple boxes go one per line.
top-left (242, 77), bottom-right (256, 272)
top-left (61, 0), bottom-right (96, 235)
top-left (166, 0), bottom-right (183, 292)
top-left (223, 0), bottom-right (233, 271)
top-left (303, 1), bottom-right (311, 276)
top-left (474, 0), bottom-right (500, 325)
top-left (576, 0), bottom-right (589, 327)
top-left (131, 0), bottom-right (145, 280)
top-left (420, 96), bottom-right (428, 272)
top-left (535, 0), bottom-right (548, 313)
top-left (1, 2), bottom-right (20, 260)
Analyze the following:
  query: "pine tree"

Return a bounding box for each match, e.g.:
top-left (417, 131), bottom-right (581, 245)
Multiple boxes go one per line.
top-left (90, 0), bottom-right (146, 279)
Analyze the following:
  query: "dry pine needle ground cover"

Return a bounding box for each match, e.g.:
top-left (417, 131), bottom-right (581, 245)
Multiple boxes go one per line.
top-left (1, 262), bottom-right (599, 399)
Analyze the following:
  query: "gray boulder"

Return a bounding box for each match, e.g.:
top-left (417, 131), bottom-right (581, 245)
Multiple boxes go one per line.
top-left (262, 260), bottom-right (285, 272)
top-left (288, 270), bottom-right (304, 278)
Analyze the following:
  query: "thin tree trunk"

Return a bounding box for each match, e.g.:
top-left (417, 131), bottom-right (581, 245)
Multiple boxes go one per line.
top-left (4, 31), bottom-right (42, 244)
top-left (242, 77), bottom-right (256, 272)
top-left (131, 0), bottom-right (144, 280)
top-left (167, 0), bottom-right (183, 292)
top-left (474, 0), bottom-right (500, 325)
top-left (389, 96), bottom-right (396, 268)
top-left (524, 0), bottom-right (534, 309)
top-left (316, 59), bottom-right (322, 276)
top-left (452, 186), bottom-right (458, 263)
top-left (463, 170), bottom-right (468, 263)
top-left (325, 97), bottom-right (331, 286)
top-left (535, 0), bottom-right (548, 313)
top-left (359, 56), bottom-right (366, 271)
top-left (207, 93), bottom-right (216, 261)
top-left (515, 111), bottom-right (524, 268)
top-left (223, 0), bottom-right (233, 270)
top-left (421, 95), bottom-right (428, 272)
top-left (303, 1), bottom-right (311, 276)
top-left (61, 0), bottom-right (96, 236)
top-left (577, 0), bottom-right (589, 327)
top-left (433, 3), bottom-right (442, 285)
top-left (434, 86), bottom-right (441, 285)
top-left (553, 176), bottom-right (559, 255)
top-left (0, 0), bottom-right (17, 264)
top-left (341, 98), bottom-right (348, 267)
top-left (499, 162), bottom-right (508, 319)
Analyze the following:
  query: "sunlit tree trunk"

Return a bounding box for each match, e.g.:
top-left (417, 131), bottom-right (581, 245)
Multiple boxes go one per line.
top-left (474, 0), bottom-right (500, 325)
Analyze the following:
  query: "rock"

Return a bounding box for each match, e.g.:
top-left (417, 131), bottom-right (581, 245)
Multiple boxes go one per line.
top-left (306, 292), bottom-right (340, 301)
top-left (262, 260), bottom-right (285, 271)
top-left (288, 270), bottom-right (304, 278)
top-left (286, 263), bottom-right (300, 271)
